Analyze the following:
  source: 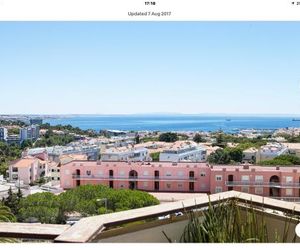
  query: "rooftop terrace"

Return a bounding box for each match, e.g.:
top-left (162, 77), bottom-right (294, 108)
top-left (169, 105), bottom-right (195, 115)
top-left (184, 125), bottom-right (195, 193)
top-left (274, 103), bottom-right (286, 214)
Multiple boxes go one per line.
top-left (1, 191), bottom-right (300, 243)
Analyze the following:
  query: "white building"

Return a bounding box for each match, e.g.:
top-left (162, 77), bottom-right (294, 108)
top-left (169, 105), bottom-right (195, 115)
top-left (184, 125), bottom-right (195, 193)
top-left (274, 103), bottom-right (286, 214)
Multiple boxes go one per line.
top-left (8, 156), bottom-right (50, 185)
top-left (242, 147), bottom-right (258, 163)
top-left (282, 143), bottom-right (300, 158)
top-left (49, 161), bottom-right (60, 184)
top-left (256, 143), bottom-right (289, 162)
top-left (26, 144), bottom-right (100, 162)
top-left (0, 127), bottom-right (8, 141)
top-left (159, 142), bottom-right (206, 162)
top-left (19, 125), bottom-right (40, 143)
top-left (101, 146), bottom-right (150, 162)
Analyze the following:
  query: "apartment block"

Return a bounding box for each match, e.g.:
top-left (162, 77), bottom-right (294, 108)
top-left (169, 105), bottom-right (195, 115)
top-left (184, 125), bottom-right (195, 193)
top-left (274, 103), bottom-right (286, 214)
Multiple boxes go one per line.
top-left (159, 141), bottom-right (206, 162)
top-left (101, 147), bottom-right (150, 162)
top-left (9, 156), bottom-right (50, 185)
top-left (19, 125), bottom-right (40, 143)
top-left (0, 127), bottom-right (8, 141)
top-left (60, 161), bottom-right (300, 198)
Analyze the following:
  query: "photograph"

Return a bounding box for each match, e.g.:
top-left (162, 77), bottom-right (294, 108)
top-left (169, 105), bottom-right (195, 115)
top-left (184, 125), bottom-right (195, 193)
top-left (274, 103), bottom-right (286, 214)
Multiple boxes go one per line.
top-left (0, 20), bottom-right (300, 244)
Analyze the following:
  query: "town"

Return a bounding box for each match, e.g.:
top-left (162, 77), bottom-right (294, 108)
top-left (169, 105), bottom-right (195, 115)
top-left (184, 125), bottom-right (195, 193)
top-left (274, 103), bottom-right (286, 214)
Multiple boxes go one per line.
top-left (1, 117), bottom-right (300, 196)
top-left (1, 116), bottom-right (300, 242)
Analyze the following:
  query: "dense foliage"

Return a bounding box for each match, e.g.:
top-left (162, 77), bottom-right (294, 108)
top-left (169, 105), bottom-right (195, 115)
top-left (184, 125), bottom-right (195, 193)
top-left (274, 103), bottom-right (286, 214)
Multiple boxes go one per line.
top-left (41, 123), bottom-right (98, 137)
top-left (0, 142), bottom-right (22, 177)
top-left (275, 133), bottom-right (300, 143)
top-left (2, 187), bottom-right (23, 215)
top-left (0, 119), bottom-right (26, 127)
top-left (212, 132), bottom-right (268, 148)
top-left (193, 133), bottom-right (206, 143)
top-left (208, 148), bottom-right (243, 164)
top-left (35, 129), bottom-right (76, 147)
top-left (159, 132), bottom-right (178, 142)
top-left (259, 154), bottom-right (300, 166)
top-left (150, 152), bottom-right (160, 161)
top-left (0, 204), bottom-right (17, 243)
top-left (16, 185), bottom-right (159, 224)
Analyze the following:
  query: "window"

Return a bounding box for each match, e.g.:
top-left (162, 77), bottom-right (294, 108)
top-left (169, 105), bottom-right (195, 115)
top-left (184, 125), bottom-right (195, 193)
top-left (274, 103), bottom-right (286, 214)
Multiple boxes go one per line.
top-left (57, 177), bottom-right (60, 180)
top-left (51, 169), bottom-right (55, 172)
top-left (178, 183), bottom-right (183, 189)
top-left (166, 183), bottom-right (171, 189)
top-left (51, 177), bottom-right (54, 180)
top-left (255, 176), bottom-right (263, 182)
top-left (12, 167), bottom-right (18, 172)
top-left (255, 187), bottom-right (263, 194)
top-left (166, 172), bottom-right (172, 177)
top-left (286, 176), bottom-right (293, 183)
top-left (119, 183), bottom-right (125, 188)
top-left (177, 171), bottom-right (184, 176)
top-left (86, 170), bottom-right (91, 176)
top-left (241, 186), bottom-right (249, 193)
top-left (200, 172), bottom-right (206, 177)
top-left (57, 169), bottom-right (60, 172)
top-left (215, 175), bottom-right (222, 181)
top-left (286, 189), bottom-right (293, 196)
top-left (241, 175), bottom-right (249, 182)
top-left (215, 186), bottom-right (222, 193)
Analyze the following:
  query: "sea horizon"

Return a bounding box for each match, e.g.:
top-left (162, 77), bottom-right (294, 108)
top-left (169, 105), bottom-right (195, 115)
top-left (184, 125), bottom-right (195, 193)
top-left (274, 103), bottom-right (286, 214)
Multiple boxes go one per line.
top-left (38, 114), bottom-right (300, 133)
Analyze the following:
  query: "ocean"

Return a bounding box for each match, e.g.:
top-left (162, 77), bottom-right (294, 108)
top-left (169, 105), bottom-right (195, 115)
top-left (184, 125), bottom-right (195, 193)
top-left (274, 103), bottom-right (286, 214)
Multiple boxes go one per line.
top-left (43, 115), bottom-right (300, 133)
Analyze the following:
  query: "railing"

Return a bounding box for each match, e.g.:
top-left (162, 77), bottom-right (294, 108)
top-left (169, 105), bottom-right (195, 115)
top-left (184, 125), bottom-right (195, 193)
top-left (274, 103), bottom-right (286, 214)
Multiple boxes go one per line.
top-left (226, 181), bottom-right (300, 188)
top-left (272, 197), bottom-right (300, 203)
top-left (1, 191), bottom-right (300, 242)
top-left (72, 174), bottom-right (197, 182)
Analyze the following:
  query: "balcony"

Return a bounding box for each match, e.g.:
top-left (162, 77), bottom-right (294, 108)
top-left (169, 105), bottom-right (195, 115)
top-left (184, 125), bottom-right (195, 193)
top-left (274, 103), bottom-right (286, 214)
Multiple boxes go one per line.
top-left (72, 174), bottom-right (197, 182)
top-left (226, 181), bottom-right (300, 188)
top-left (0, 191), bottom-right (299, 243)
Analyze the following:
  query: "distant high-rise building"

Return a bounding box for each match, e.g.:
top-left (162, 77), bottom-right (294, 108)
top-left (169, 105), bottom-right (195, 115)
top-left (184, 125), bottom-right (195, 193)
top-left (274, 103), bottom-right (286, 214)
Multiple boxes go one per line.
top-left (20, 125), bottom-right (40, 143)
top-left (30, 118), bottom-right (43, 125)
top-left (0, 127), bottom-right (8, 141)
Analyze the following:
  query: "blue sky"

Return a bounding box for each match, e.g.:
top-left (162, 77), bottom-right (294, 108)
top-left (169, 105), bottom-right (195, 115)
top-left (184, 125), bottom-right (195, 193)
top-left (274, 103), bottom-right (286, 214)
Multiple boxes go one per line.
top-left (0, 22), bottom-right (300, 115)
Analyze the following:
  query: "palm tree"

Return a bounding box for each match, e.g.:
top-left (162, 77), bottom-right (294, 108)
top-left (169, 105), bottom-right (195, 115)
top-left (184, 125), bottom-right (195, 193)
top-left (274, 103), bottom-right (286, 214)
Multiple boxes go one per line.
top-left (0, 205), bottom-right (17, 243)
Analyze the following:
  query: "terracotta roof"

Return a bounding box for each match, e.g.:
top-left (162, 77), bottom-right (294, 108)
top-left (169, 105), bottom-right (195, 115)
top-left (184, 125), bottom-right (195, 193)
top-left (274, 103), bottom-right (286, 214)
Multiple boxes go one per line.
top-left (12, 158), bottom-right (38, 168)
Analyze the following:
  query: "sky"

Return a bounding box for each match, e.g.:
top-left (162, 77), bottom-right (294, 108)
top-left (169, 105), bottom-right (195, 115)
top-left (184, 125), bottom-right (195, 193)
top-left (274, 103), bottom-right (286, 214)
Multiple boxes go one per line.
top-left (0, 21), bottom-right (300, 115)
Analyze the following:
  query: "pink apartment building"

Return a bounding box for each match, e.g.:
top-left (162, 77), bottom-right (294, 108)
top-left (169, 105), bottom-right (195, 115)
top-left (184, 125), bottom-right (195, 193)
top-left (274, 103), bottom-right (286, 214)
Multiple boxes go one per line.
top-left (60, 161), bottom-right (300, 197)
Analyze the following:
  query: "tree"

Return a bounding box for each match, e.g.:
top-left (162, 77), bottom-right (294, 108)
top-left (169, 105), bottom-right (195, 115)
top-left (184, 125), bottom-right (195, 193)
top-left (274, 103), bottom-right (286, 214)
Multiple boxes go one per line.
top-left (18, 192), bottom-right (61, 224)
top-left (135, 134), bottom-right (140, 144)
top-left (208, 149), bottom-right (231, 164)
top-left (0, 205), bottom-right (16, 222)
top-left (193, 133), bottom-right (205, 143)
top-left (20, 139), bottom-right (32, 149)
top-left (17, 187), bottom-right (23, 200)
top-left (159, 132), bottom-right (178, 142)
top-left (216, 133), bottom-right (225, 146)
top-left (3, 187), bottom-right (20, 216)
top-left (259, 154), bottom-right (300, 166)
top-left (150, 152), bottom-right (160, 161)
top-left (17, 185), bottom-right (159, 224)
top-left (227, 148), bottom-right (243, 163)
